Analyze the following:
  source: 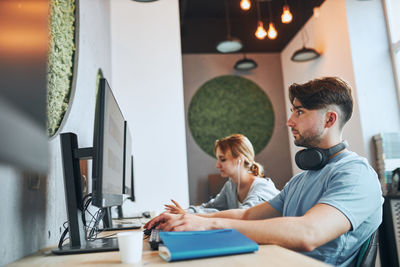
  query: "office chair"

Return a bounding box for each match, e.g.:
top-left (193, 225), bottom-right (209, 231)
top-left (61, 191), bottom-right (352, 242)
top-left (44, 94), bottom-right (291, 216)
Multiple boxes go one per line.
top-left (379, 195), bottom-right (400, 267)
top-left (355, 230), bottom-right (379, 267)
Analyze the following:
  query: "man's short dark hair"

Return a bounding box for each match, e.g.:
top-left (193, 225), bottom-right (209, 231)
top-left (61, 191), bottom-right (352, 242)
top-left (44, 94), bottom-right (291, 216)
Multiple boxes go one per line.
top-left (289, 77), bottom-right (353, 128)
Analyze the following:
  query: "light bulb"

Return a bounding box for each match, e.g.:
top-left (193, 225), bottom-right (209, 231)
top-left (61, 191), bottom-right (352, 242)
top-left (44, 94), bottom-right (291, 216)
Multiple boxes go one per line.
top-left (281, 5), bottom-right (293, 24)
top-left (313, 7), bottom-right (320, 18)
top-left (240, 0), bottom-right (251, 11)
top-left (267, 22), bottom-right (278, 40)
top-left (255, 21), bottom-right (267, 40)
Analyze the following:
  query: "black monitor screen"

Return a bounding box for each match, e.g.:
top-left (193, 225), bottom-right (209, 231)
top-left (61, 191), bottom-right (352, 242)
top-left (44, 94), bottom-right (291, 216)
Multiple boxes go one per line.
top-left (92, 78), bottom-right (124, 208)
top-left (130, 155), bottom-right (135, 201)
top-left (123, 121), bottom-right (132, 197)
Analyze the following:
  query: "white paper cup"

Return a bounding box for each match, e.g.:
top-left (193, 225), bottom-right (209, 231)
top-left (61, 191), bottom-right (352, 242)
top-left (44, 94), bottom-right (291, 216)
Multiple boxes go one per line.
top-left (117, 231), bottom-right (143, 264)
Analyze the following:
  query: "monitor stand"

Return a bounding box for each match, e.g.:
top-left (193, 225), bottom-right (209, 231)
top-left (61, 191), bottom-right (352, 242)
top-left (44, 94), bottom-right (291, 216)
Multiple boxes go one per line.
top-left (116, 205), bottom-right (145, 219)
top-left (53, 237), bottom-right (119, 255)
top-left (52, 132), bottom-right (120, 255)
top-left (99, 207), bottom-right (142, 231)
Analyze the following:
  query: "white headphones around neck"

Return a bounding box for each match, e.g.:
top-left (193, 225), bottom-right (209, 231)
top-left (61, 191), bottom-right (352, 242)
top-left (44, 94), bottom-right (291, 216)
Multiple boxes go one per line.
top-left (237, 159), bottom-right (242, 198)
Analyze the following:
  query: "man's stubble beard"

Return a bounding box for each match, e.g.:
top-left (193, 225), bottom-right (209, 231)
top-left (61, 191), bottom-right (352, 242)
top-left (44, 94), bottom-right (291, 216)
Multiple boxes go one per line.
top-left (294, 126), bottom-right (324, 148)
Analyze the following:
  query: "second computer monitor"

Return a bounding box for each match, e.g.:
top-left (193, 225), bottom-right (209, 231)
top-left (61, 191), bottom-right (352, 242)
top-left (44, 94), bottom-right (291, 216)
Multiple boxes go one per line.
top-left (123, 121), bottom-right (135, 201)
top-left (130, 155), bottom-right (135, 201)
top-left (92, 78), bottom-right (124, 208)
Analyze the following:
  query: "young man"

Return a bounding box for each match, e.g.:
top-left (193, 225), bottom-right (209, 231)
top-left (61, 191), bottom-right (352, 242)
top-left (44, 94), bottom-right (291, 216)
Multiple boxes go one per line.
top-left (145, 77), bottom-right (383, 267)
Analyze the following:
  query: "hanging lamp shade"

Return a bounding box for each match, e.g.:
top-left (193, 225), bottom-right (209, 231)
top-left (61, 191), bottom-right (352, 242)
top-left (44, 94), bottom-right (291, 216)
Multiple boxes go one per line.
top-left (234, 57), bottom-right (257, 71)
top-left (216, 0), bottom-right (242, 53)
top-left (291, 47), bottom-right (320, 62)
top-left (291, 5), bottom-right (321, 62)
top-left (217, 37), bottom-right (243, 53)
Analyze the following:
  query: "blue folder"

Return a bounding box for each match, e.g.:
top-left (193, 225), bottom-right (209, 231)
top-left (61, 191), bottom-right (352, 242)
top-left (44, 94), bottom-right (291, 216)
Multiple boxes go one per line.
top-left (158, 229), bottom-right (259, 262)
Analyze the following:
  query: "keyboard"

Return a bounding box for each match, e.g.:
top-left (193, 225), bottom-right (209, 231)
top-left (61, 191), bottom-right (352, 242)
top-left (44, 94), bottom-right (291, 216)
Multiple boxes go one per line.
top-left (149, 229), bottom-right (163, 250)
top-left (118, 219), bottom-right (142, 226)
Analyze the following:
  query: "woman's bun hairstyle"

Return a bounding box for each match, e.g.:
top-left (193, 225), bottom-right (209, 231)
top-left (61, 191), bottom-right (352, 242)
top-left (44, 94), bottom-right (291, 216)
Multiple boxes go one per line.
top-left (249, 162), bottom-right (265, 177)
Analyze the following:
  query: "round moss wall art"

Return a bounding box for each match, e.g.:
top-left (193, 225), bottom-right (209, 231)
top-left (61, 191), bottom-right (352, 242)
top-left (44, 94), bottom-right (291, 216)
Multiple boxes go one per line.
top-left (47, 0), bottom-right (76, 137)
top-left (188, 75), bottom-right (275, 157)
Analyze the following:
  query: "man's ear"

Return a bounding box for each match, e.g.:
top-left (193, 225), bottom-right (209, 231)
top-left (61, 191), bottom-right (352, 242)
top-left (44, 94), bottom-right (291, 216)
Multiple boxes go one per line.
top-left (325, 111), bottom-right (338, 128)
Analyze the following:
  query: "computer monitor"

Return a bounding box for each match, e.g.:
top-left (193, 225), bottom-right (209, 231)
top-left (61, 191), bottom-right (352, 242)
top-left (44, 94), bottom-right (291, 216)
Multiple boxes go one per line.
top-left (123, 122), bottom-right (135, 201)
top-left (52, 78), bottom-right (127, 254)
top-left (116, 122), bottom-right (136, 219)
top-left (91, 78), bottom-right (124, 208)
top-left (92, 80), bottom-right (140, 231)
top-left (122, 121), bottom-right (133, 199)
top-left (129, 155), bottom-right (135, 202)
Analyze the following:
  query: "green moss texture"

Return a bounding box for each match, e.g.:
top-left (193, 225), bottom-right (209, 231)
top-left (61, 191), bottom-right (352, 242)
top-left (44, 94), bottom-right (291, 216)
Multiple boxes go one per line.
top-left (188, 75), bottom-right (275, 157)
top-left (47, 0), bottom-right (76, 136)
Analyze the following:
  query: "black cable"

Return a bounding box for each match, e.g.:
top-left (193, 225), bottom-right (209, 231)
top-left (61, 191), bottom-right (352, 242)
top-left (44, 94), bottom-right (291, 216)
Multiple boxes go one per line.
top-left (86, 208), bottom-right (100, 240)
top-left (57, 220), bottom-right (70, 248)
top-left (87, 208), bottom-right (105, 241)
top-left (82, 197), bottom-right (92, 226)
top-left (58, 227), bottom-right (69, 248)
top-left (57, 194), bottom-right (93, 248)
top-left (57, 193), bottom-right (108, 243)
top-left (82, 193), bottom-right (92, 204)
top-left (99, 232), bottom-right (117, 239)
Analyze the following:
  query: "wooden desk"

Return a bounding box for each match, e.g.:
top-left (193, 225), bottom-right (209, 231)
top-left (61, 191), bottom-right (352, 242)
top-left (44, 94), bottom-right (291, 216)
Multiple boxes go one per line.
top-left (8, 237), bottom-right (331, 267)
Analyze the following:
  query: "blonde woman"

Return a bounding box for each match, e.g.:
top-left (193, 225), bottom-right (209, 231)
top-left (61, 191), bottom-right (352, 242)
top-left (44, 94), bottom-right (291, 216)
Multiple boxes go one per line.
top-left (165, 134), bottom-right (279, 214)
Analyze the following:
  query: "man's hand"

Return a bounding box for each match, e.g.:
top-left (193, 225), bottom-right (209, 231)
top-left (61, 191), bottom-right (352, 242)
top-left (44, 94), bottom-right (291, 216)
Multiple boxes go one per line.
top-left (159, 213), bottom-right (214, 232)
top-left (143, 212), bottom-right (170, 230)
top-left (164, 199), bottom-right (186, 214)
top-left (144, 212), bottom-right (214, 232)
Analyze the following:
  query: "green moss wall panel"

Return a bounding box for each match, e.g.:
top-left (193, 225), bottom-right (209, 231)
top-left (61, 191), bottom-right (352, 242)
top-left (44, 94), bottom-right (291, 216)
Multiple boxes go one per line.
top-left (47, 0), bottom-right (76, 136)
top-left (188, 75), bottom-right (275, 157)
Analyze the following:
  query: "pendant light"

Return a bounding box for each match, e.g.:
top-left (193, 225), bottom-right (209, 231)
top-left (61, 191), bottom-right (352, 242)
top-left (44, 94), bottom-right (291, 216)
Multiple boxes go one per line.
top-left (216, 0), bottom-right (243, 53)
top-left (240, 0), bottom-right (251, 11)
top-left (254, 0), bottom-right (267, 40)
top-left (291, 47), bottom-right (320, 62)
top-left (313, 6), bottom-right (320, 18)
top-left (234, 53), bottom-right (258, 71)
top-left (267, 22), bottom-right (278, 39)
top-left (267, 1), bottom-right (277, 40)
top-left (255, 22), bottom-right (267, 40)
top-left (281, 1), bottom-right (293, 24)
top-left (291, 17), bottom-right (320, 62)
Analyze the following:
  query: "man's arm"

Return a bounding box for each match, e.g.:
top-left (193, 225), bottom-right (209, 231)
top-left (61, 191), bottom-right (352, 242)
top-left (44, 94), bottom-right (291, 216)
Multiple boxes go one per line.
top-left (162, 203), bottom-right (351, 252)
top-left (144, 201), bottom-right (281, 229)
top-left (197, 201), bottom-right (282, 219)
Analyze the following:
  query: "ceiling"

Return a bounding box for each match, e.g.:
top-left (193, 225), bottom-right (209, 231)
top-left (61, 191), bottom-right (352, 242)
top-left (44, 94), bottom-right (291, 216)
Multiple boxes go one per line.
top-left (179, 0), bottom-right (325, 54)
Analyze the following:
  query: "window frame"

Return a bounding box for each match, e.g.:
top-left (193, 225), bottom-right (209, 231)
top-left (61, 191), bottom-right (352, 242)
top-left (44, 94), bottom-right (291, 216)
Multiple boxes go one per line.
top-left (382, 0), bottom-right (400, 109)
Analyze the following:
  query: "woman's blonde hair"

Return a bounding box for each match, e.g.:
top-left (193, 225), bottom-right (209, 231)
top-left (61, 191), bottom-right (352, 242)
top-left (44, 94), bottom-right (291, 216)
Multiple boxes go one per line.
top-left (214, 134), bottom-right (265, 177)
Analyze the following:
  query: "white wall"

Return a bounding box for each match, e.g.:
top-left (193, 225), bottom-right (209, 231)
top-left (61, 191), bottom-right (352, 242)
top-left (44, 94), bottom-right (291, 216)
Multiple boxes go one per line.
top-left (280, 0), bottom-right (365, 174)
top-left (345, 0), bottom-right (400, 160)
top-left (182, 53), bottom-right (292, 204)
top-left (0, 0), bottom-right (112, 265)
top-left (110, 0), bottom-right (189, 213)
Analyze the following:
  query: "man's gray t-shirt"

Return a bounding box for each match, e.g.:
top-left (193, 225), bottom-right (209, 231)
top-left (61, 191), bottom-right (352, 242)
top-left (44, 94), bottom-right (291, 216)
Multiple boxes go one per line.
top-left (268, 150), bottom-right (383, 267)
